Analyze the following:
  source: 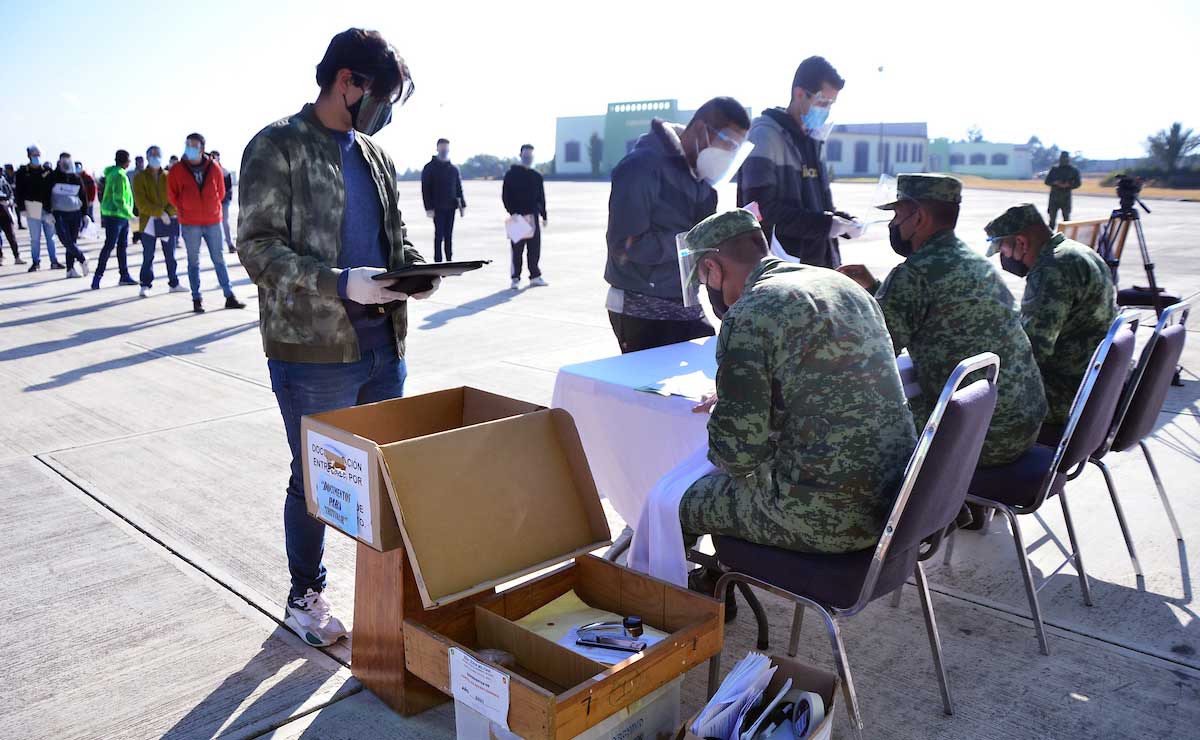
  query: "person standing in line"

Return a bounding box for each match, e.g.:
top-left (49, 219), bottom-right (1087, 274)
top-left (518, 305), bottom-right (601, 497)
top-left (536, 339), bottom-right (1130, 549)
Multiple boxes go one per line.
top-left (502, 144), bottom-right (547, 289)
top-left (168, 132), bottom-right (245, 313)
top-left (0, 173), bottom-right (24, 264)
top-left (134, 145), bottom-right (186, 297)
top-left (421, 138), bottom-right (465, 262)
top-left (3, 164), bottom-right (24, 230)
top-left (94, 149), bottom-right (138, 287)
top-left (76, 161), bottom-right (97, 221)
top-left (211, 150), bottom-right (236, 253)
top-left (45, 152), bottom-right (90, 278)
top-left (15, 145), bottom-right (63, 271)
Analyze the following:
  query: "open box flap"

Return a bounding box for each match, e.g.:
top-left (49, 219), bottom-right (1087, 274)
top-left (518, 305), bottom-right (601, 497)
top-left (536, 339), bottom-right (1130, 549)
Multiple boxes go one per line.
top-left (380, 409), bottom-right (612, 609)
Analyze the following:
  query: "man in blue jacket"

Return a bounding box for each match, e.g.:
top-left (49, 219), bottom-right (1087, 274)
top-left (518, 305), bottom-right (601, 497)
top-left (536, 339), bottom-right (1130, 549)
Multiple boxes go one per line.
top-left (605, 97), bottom-right (751, 353)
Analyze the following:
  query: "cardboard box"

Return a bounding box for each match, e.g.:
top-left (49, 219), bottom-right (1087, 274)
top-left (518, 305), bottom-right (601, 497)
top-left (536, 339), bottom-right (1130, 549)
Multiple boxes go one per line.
top-left (301, 387), bottom-right (542, 552)
top-left (455, 676), bottom-right (683, 740)
top-left (676, 656), bottom-right (839, 740)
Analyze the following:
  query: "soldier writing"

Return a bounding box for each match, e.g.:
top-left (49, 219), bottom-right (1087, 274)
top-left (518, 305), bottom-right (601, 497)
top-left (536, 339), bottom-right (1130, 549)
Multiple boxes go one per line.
top-left (677, 209), bottom-right (917, 555)
top-left (1044, 151), bottom-right (1081, 229)
top-left (985, 203), bottom-right (1117, 431)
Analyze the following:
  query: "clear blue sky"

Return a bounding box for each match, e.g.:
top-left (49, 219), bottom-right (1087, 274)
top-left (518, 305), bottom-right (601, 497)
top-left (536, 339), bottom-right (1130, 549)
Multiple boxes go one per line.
top-left (3, 0), bottom-right (1198, 174)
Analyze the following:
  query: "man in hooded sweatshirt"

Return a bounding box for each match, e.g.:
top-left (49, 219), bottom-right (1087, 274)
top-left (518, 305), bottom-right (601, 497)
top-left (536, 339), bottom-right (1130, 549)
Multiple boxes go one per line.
top-left (502, 144), bottom-right (548, 289)
top-left (45, 152), bottom-right (90, 278)
top-left (95, 149), bottom-right (137, 287)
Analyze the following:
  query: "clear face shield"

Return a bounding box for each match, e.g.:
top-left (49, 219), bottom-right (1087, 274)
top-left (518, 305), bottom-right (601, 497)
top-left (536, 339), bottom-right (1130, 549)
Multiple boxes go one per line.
top-left (677, 231), bottom-right (718, 308)
top-left (350, 72), bottom-right (415, 136)
top-left (804, 91), bottom-right (836, 141)
top-left (695, 124), bottom-right (754, 186)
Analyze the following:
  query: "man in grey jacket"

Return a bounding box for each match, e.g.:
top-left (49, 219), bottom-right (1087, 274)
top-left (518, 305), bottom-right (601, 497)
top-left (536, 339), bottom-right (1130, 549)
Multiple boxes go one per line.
top-left (605, 96), bottom-right (750, 353)
top-left (738, 56), bottom-right (861, 267)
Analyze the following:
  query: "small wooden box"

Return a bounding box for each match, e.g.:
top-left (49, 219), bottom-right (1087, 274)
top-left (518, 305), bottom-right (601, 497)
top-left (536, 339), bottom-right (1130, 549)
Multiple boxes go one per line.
top-left (348, 402), bottom-right (724, 738)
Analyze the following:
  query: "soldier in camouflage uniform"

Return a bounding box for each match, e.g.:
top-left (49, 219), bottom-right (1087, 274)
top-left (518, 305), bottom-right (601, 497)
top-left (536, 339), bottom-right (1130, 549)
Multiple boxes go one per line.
top-left (1044, 152), bottom-right (1081, 229)
top-left (238, 29), bottom-right (426, 648)
top-left (838, 174), bottom-right (1047, 467)
top-left (985, 203), bottom-right (1117, 426)
top-left (678, 210), bottom-right (917, 554)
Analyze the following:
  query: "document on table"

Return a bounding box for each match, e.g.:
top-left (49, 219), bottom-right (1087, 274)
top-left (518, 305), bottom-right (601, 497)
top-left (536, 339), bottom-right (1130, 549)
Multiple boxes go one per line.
top-left (636, 369), bottom-right (715, 402)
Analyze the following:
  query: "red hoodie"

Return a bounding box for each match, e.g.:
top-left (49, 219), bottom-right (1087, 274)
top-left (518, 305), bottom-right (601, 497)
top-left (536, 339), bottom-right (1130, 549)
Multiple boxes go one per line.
top-left (167, 156), bottom-right (225, 226)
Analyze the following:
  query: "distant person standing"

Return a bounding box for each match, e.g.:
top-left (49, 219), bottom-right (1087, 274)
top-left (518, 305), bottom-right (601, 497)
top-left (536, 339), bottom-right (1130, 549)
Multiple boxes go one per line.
top-left (76, 161), bottom-right (97, 221)
top-left (168, 133), bottom-right (245, 313)
top-left (502, 144), bottom-right (548, 289)
top-left (737, 55), bottom-right (861, 267)
top-left (0, 172), bottom-right (23, 264)
top-left (95, 149), bottom-right (138, 287)
top-left (133, 145), bottom-right (185, 297)
top-left (3, 164), bottom-right (23, 229)
top-left (605, 97), bottom-right (752, 353)
top-left (421, 138), bottom-right (465, 262)
top-left (1044, 151), bottom-right (1081, 229)
top-left (45, 152), bottom-right (90, 278)
top-left (211, 150), bottom-right (236, 253)
top-left (128, 155), bottom-right (146, 242)
top-left (15, 145), bottom-right (62, 271)
top-left (167, 155), bottom-right (179, 170)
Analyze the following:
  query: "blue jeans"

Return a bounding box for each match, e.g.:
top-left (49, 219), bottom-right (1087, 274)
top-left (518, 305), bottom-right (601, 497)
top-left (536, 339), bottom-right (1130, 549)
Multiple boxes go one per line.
top-left (268, 347), bottom-right (407, 600)
top-left (96, 215), bottom-right (132, 280)
top-left (28, 213), bottom-right (58, 265)
top-left (53, 211), bottom-right (86, 269)
top-left (140, 219), bottom-right (180, 288)
top-left (181, 222), bottom-right (234, 301)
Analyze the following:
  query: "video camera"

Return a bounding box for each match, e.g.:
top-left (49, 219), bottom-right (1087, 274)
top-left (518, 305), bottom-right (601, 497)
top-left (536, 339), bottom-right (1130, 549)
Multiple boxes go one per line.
top-left (1115, 174), bottom-right (1150, 214)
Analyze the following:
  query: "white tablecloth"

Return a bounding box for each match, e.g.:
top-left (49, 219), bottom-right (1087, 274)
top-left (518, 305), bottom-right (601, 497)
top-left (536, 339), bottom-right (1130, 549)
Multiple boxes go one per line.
top-left (551, 338), bottom-right (919, 527)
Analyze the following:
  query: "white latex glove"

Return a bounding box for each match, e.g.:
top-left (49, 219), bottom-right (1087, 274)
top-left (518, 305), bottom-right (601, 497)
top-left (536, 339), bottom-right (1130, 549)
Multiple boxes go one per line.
top-left (425, 210), bottom-right (434, 219)
top-left (411, 276), bottom-right (441, 300)
top-left (159, 213), bottom-right (171, 225)
top-left (829, 215), bottom-right (865, 239)
top-left (343, 267), bottom-right (410, 305)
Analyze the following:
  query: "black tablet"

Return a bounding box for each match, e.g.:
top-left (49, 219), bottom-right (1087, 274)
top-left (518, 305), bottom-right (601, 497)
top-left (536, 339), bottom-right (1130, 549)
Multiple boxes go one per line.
top-left (372, 260), bottom-right (491, 294)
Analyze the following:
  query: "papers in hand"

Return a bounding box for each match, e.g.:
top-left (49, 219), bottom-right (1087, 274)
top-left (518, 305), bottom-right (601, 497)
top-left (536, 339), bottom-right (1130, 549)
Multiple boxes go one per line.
top-left (144, 217), bottom-right (156, 238)
top-left (690, 652), bottom-right (777, 739)
top-left (505, 214), bottom-right (534, 242)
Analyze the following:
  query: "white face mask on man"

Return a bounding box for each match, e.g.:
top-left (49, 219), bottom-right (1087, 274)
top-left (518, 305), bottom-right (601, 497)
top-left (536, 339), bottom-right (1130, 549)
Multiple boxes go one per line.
top-left (692, 125), bottom-right (753, 186)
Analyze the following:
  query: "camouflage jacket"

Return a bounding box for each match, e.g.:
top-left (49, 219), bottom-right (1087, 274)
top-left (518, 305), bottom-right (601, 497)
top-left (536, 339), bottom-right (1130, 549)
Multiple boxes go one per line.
top-left (1044, 164), bottom-right (1081, 192)
top-left (1021, 234), bottom-right (1117, 425)
top-left (237, 105), bottom-right (423, 363)
top-left (875, 230), bottom-right (1047, 466)
top-left (708, 258), bottom-right (917, 541)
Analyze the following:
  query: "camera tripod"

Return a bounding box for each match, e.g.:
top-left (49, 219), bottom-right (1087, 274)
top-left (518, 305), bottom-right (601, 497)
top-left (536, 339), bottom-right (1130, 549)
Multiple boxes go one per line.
top-left (1098, 196), bottom-right (1171, 317)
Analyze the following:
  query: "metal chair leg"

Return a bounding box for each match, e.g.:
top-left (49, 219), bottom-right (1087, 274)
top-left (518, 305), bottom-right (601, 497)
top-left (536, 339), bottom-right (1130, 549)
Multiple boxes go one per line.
top-left (889, 587), bottom-right (903, 608)
top-left (817, 608), bottom-right (864, 739)
top-left (705, 578), bottom-right (734, 699)
top-left (1141, 440), bottom-right (1184, 541)
top-left (736, 582), bottom-right (771, 650)
top-left (788, 604), bottom-right (805, 657)
top-left (992, 502), bottom-right (1051, 655)
top-left (1091, 458), bottom-right (1144, 581)
top-left (914, 562), bottom-right (954, 715)
top-left (1058, 491), bottom-right (1094, 607)
top-left (942, 529), bottom-right (957, 566)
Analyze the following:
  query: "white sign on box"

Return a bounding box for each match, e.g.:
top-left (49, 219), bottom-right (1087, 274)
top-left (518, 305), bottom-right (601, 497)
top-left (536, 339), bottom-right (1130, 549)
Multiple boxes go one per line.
top-left (449, 647), bottom-right (511, 731)
top-left (306, 430), bottom-right (373, 545)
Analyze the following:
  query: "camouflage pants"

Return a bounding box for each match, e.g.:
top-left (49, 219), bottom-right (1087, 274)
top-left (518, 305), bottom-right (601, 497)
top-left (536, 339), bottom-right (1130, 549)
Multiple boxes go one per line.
top-left (678, 468), bottom-right (884, 554)
top-left (1047, 192), bottom-right (1071, 229)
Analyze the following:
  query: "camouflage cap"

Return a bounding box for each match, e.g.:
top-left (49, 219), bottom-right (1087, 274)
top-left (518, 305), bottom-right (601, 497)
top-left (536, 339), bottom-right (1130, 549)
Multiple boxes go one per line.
top-left (685, 208), bottom-right (762, 252)
top-left (984, 203), bottom-right (1045, 256)
top-left (877, 173), bottom-right (963, 210)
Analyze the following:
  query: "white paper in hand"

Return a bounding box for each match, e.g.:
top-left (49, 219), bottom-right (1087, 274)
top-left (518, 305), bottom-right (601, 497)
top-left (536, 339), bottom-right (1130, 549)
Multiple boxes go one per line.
top-left (505, 214), bottom-right (534, 242)
top-left (144, 217), bottom-right (156, 238)
top-left (769, 229), bottom-right (800, 264)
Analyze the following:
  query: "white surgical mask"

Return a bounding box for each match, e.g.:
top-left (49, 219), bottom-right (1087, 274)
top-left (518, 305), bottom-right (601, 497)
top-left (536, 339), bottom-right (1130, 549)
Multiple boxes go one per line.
top-left (696, 147), bottom-right (737, 185)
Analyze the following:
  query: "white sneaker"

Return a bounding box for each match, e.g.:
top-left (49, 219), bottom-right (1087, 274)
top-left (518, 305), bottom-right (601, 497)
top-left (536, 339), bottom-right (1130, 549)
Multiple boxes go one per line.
top-left (528, 276), bottom-right (548, 288)
top-left (139, 285), bottom-right (154, 298)
top-left (284, 589), bottom-right (348, 647)
top-left (168, 284), bottom-right (188, 293)
top-left (65, 267), bottom-right (80, 279)
top-left (510, 278), bottom-right (520, 290)
top-left (79, 259), bottom-right (89, 276)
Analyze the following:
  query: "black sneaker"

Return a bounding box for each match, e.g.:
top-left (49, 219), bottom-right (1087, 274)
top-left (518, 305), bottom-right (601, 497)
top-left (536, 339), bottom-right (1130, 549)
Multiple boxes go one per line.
top-left (118, 275), bottom-right (137, 286)
top-left (27, 262), bottom-right (40, 272)
top-left (224, 295), bottom-right (246, 310)
top-left (193, 299), bottom-right (205, 314)
top-left (50, 262), bottom-right (65, 270)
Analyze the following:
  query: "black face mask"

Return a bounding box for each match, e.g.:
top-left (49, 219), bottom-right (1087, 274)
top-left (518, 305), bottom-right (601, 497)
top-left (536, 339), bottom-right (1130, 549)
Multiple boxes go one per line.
top-left (1000, 254), bottom-right (1029, 277)
top-left (888, 212), bottom-right (916, 258)
top-left (707, 284), bottom-right (729, 320)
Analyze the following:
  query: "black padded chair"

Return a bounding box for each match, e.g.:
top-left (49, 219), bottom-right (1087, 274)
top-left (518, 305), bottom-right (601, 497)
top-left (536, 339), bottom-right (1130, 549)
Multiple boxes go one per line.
top-left (955, 313), bottom-right (1138, 654)
top-left (1086, 296), bottom-right (1193, 578)
top-left (704, 353), bottom-right (1001, 738)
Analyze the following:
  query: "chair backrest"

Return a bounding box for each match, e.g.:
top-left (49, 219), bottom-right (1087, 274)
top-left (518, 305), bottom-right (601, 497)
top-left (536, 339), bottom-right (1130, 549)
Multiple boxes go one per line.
top-left (853, 353), bottom-right (1000, 613)
top-left (1109, 298), bottom-right (1192, 452)
top-left (1053, 313), bottom-right (1138, 473)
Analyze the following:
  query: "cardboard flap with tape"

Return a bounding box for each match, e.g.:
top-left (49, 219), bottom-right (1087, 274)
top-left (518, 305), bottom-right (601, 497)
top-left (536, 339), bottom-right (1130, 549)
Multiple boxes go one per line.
top-left (380, 408), bottom-right (612, 609)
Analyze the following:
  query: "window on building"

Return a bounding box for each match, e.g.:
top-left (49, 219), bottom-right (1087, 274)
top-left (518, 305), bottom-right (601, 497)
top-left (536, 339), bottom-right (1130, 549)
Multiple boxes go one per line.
top-left (827, 140), bottom-right (843, 162)
top-left (949, 153), bottom-right (965, 166)
top-left (900, 143), bottom-right (909, 162)
top-left (991, 153), bottom-right (1009, 166)
top-left (969, 153), bottom-right (987, 165)
top-left (564, 140), bottom-right (581, 163)
top-left (913, 144), bottom-right (923, 161)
